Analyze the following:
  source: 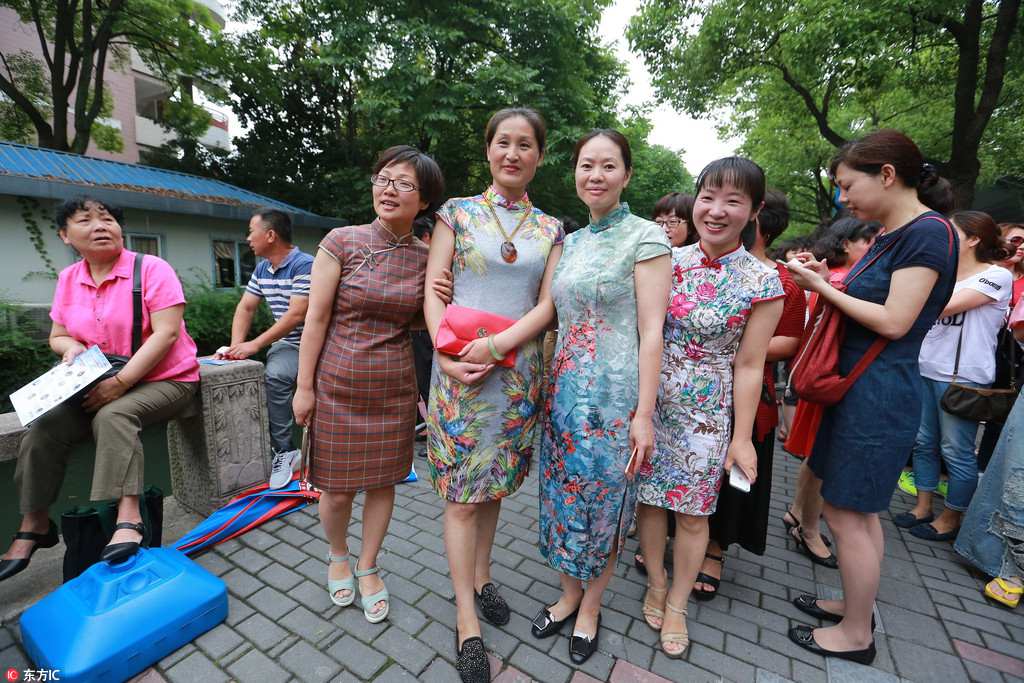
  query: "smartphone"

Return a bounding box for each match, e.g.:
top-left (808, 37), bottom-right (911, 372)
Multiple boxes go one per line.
top-left (624, 447), bottom-right (639, 477)
top-left (728, 464), bottom-right (751, 493)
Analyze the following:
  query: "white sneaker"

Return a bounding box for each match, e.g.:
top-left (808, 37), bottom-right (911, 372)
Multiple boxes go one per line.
top-left (269, 449), bottom-right (302, 489)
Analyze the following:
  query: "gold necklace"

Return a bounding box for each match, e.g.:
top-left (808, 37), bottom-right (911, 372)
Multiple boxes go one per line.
top-left (483, 197), bottom-right (532, 263)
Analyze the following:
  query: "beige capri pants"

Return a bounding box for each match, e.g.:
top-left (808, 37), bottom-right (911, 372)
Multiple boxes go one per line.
top-left (14, 380), bottom-right (197, 514)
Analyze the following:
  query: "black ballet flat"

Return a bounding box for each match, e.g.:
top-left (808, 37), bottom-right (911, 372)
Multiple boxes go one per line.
top-left (454, 627), bottom-right (489, 683)
top-left (569, 613), bottom-right (601, 665)
top-left (531, 605), bottom-right (578, 639)
top-left (0, 519), bottom-right (59, 582)
top-left (99, 521), bottom-right (146, 564)
top-left (475, 582), bottom-right (510, 626)
top-left (793, 594), bottom-right (875, 630)
top-left (788, 624), bottom-right (876, 665)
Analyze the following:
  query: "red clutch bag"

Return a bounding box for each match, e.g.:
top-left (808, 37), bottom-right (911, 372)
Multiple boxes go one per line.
top-left (435, 304), bottom-right (517, 368)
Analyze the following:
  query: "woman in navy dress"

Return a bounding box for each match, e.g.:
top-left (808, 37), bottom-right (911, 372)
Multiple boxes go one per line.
top-left (784, 130), bottom-right (956, 665)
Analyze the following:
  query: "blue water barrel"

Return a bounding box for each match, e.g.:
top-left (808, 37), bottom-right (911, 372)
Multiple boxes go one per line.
top-left (20, 547), bottom-right (227, 683)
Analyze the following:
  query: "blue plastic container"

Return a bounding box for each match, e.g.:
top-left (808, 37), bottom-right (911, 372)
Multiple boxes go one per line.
top-left (20, 547), bottom-right (227, 683)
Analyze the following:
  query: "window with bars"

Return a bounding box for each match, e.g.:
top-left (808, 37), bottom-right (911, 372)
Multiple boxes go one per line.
top-left (126, 233), bottom-right (162, 257)
top-left (212, 240), bottom-right (256, 288)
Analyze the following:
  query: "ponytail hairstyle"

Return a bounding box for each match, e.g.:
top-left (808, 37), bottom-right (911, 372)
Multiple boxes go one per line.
top-left (829, 129), bottom-right (952, 214)
top-left (951, 211), bottom-right (1011, 264)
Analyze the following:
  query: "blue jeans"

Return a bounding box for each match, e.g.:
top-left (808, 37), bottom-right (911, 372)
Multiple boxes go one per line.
top-left (911, 376), bottom-right (983, 512)
top-left (955, 388), bottom-right (1024, 577)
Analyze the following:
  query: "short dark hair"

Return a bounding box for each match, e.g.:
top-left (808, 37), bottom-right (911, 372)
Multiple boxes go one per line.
top-left (372, 145), bottom-right (446, 219)
top-left (55, 196), bottom-right (125, 230)
top-left (694, 156), bottom-right (766, 209)
top-left (829, 129), bottom-right (951, 214)
top-left (485, 108), bottom-right (548, 153)
top-left (571, 129), bottom-right (632, 171)
top-left (952, 210), bottom-right (1010, 264)
top-left (757, 189), bottom-right (790, 247)
top-left (814, 216), bottom-right (883, 268)
top-left (653, 192), bottom-right (697, 246)
top-left (253, 208), bottom-right (293, 243)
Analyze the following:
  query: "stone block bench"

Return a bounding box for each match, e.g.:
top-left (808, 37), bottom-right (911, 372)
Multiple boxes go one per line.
top-left (0, 359), bottom-right (271, 517)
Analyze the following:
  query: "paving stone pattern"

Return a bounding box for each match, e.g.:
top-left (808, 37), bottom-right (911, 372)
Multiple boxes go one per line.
top-left (1, 443), bottom-right (1022, 682)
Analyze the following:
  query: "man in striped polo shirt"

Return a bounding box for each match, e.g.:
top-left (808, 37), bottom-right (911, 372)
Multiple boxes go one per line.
top-left (222, 208), bottom-right (314, 488)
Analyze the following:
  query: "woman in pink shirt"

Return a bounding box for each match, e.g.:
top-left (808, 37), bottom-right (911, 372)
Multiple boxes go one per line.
top-left (0, 197), bottom-right (199, 582)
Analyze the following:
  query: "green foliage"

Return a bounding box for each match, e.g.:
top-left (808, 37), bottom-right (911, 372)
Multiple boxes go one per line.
top-left (620, 110), bottom-right (695, 219)
top-left (0, 302), bottom-right (56, 413)
top-left (629, 0), bottom-right (1024, 222)
top-left (182, 282), bottom-right (273, 356)
top-left (155, 0), bottom-right (684, 226)
top-left (0, 0), bottom-right (225, 153)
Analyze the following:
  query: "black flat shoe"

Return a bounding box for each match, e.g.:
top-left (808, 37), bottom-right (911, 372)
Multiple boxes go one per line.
top-left (569, 613), bottom-right (601, 665)
top-left (788, 624), bottom-right (876, 665)
top-left (99, 521), bottom-right (146, 564)
top-left (454, 628), bottom-right (489, 683)
top-left (793, 594), bottom-right (875, 630)
top-left (531, 605), bottom-right (578, 639)
top-left (790, 526), bottom-right (838, 569)
top-left (693, 553), bottom-right (724, 601)
top-left (475, 582), bottom-right (510, 626)
top-left (0, 520), bottom-right (59, 582)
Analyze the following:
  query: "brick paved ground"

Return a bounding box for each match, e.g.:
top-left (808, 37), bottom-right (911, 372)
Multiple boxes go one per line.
top-left (2, 442), bottom-right (1023, 682)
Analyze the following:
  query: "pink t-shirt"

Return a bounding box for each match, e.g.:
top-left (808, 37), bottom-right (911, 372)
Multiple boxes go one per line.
top-left (51, 249), bottom-right (200, 383)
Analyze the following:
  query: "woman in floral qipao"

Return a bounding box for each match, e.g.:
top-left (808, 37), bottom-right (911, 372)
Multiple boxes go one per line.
top-left (534, 130), bottom-right (672, 666)
top-left (636, 157), bottom-right (783, 659)
top-left (423, 108), bottom-right (563, 683)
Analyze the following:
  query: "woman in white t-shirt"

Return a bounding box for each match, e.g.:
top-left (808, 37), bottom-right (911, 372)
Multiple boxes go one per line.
top-left (895, 211), bottom-right (1013, 540)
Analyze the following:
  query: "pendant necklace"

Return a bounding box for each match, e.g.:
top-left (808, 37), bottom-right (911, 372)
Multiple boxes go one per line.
top-left (483, 197), bottom-right (532, 263)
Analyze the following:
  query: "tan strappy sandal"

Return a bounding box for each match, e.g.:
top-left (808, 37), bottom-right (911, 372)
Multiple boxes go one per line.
top-left (661, 600), bottom-right (690, 659)
top-left (642, 584), bottom-right (667, 629)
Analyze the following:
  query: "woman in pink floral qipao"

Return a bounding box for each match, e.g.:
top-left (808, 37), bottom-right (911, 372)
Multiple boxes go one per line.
top-left (635, 157), bottom-right (783, 659)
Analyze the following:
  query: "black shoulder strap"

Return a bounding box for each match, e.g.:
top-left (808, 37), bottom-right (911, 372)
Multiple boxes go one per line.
top-left (132, 252), bottom-right (144, 354)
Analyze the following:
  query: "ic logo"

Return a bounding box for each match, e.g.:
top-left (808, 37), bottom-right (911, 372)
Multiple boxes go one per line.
top-left (5, 668), bottom-right (19, 682)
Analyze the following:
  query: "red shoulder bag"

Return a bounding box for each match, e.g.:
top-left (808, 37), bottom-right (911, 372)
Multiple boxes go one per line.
top-left (789, 217), bottom-right (954, 406)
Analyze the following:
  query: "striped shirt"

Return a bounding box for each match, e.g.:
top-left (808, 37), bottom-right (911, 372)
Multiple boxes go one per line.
top-left (245, 246), bottom-right (314, 345)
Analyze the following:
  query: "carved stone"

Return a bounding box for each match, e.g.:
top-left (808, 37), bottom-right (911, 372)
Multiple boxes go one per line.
top-left (168, 360), bottom-right (271, 516)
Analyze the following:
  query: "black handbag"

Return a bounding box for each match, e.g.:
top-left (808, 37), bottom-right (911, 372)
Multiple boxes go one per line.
top-left (68, 252), bottom-right (144, 402)
top-left (940, 324), bottom-right (1018, 423)
top-left (60, 485), bottom-right (164, 582)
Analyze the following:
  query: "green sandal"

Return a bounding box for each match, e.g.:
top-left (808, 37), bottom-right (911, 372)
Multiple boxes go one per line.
top-left (355, 563), bottom-right (390, 623)
top-left (327, 553), bottom-right (356, 607)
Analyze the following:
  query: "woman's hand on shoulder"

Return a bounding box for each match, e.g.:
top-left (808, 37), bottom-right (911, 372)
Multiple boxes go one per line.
top-left (437, 352), bottom-right (494, 385)
top-left (293, 387), bottom-right (314, 427)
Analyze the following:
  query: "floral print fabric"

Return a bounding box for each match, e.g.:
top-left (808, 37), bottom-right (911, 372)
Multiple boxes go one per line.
top-left (540, 204), bottom-right (671, 580)
top-left (427, 187), bottom-right (563, 503)
top-left (637, 243), bottom-right (783, 515)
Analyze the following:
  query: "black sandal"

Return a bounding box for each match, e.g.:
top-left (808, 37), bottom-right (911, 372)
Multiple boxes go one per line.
top-left (790, 526), bottom-right (838, 569)
top-left (782, 510), bottom-right (832, 547)
top-left (0, 520), bottom-right (59, 582)
top-left (693, 553), bottom-right (723, 602)
top-left (454, 628), bottom-right (489, 683)
top-left (100, 521), bottom-right (146, 564)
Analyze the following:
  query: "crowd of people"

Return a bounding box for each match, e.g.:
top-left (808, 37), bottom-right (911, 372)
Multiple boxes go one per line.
top-left (1, 106), bottom-right (1022, 682)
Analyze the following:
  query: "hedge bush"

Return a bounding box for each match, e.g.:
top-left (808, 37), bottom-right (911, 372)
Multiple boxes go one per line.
top-left (0, 302), bottom-right (58, 413)
top-left (183, 282), bottom-right (273, 356)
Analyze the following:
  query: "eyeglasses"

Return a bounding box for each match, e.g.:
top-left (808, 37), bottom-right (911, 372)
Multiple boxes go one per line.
top-left (655, 217), bottom-right (686, 228)
top-left (1008, 235), bottom-right (1024, 247)
top-left (370, 174), bottom-right (418, 193)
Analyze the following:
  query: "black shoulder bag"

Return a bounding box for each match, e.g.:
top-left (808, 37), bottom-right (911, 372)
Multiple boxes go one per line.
top-left (940, 324), bottom-right (1018, 423)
